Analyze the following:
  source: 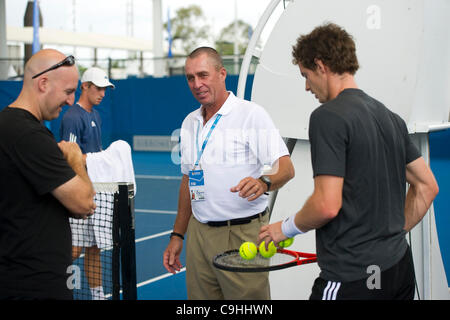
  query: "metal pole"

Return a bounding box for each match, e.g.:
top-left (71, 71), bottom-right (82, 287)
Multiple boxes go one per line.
top-left (152, 0), bottom-right (164, 77)
top-left (0, 0), bottom-right (8, 80)
top-left (233, 0), bottom-right (239, 75)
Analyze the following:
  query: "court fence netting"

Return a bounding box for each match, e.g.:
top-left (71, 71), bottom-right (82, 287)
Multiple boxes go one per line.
top-left (69, 182), bottom-right (137, 300)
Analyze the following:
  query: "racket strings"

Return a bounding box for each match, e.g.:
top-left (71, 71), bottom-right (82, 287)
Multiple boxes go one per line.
top-left (215, 251), bottom-right (295, 269)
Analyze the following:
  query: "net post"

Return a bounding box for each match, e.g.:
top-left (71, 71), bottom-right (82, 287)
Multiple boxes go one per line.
top-left (118, 183), bottom-right (137, 300)
top-left (112, 192), bottom-right (121, 300)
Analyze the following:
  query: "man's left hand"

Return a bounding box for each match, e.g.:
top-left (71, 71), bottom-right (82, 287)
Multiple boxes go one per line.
top-left (230, 177), bottom-right (267, 201)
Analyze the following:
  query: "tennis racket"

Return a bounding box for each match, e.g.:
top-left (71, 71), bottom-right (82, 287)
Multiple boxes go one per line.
top-left (213, 248), bottom-right (317, 272)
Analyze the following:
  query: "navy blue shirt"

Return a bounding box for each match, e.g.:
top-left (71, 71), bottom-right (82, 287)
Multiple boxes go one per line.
top-left (60, 103), bottom-right (102, 153)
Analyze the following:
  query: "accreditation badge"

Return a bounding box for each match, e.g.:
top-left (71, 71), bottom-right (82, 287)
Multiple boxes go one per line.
top-left (189, 169), bottom-right (205, 201)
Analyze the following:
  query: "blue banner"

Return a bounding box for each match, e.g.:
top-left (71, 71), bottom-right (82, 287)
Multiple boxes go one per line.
top-left (167, 8), bottom-right (173, 58)
top-left (32, 0), bottom-right (40, 54)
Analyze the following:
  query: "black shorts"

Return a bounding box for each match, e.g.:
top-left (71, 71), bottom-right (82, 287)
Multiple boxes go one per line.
top-left (310, 245), bottom-right (416, 300)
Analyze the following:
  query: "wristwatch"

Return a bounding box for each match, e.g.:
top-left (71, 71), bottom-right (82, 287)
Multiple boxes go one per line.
top-left (259, 175), bottom-right (272, 192)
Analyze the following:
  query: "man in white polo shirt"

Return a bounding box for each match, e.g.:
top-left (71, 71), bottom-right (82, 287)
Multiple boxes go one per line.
top-left (163, 47), bottom-right (295, 299)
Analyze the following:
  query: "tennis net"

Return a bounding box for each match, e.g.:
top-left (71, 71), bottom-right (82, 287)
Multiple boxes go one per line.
top-left (69, 182), bottom-right (137, 300)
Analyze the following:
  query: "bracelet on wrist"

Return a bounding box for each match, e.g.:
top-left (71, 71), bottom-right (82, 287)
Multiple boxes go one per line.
top-left (170, 232), bottom-right (185, 240)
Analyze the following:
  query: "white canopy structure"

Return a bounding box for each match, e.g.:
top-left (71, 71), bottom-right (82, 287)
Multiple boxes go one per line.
top-left (6, 26), bottom-right (153, 51)
top-left (0, 0), bottom-right (165, 78)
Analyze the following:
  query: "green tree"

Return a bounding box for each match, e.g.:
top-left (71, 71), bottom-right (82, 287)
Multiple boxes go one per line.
top-left (215, 19), bottom-right (256, 56)
top-left (164, 5), bottom-right (210, 55)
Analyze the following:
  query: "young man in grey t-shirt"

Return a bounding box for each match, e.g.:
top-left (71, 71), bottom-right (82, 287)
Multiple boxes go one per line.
top-left (259, 23), bottom-right (439, 300)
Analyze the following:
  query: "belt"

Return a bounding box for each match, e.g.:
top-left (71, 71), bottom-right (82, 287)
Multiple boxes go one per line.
top-left (206, 208), bottom-right (268, 227)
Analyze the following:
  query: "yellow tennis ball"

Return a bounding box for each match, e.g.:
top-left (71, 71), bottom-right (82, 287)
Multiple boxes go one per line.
top-left (239, 242), bottom-right (257, 260)
top-left (259, 241), bottom-right (277, 258)
top-left (279, 237), bottom-right (294, 248)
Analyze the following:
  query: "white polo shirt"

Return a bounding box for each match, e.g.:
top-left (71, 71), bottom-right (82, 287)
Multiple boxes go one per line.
top-left (180, 92), bottom-right (289, 223)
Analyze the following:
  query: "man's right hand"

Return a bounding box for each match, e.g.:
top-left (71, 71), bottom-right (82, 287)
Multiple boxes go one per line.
top-left (54, 140), bottom-right (96, 217)
top-left (163, 237), bottom-right (184, 274)
top-left (58, 140), bottom-right (83, 168)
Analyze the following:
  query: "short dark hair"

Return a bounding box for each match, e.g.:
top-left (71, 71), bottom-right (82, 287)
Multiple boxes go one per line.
top-left (187, 47), bottom-right (224, 71)
top-left (292, 23), bottom-right (359, 75)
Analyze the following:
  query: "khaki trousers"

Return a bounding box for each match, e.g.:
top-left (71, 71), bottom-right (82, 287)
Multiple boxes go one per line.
top-left (185, 213), bottom-right (270, 300)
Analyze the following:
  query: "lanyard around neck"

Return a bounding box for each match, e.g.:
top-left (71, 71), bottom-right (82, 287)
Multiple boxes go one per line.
top-left (195, 114), bottom-right (222, 168)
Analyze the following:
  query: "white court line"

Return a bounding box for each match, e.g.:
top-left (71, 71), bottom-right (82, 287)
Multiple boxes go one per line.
top-left (137, 268), bottom-right (186, 288)
top-left (135, 230), bottom-right (172, 244)
top-left (78, 229), bottom-right (173, 257)
top-left (135, 230), bottom-right (186, 290)
top-left (79, 216), bottom-right (180, 296)
top-left (135, 174), bottom-right (182, 180)
top-left (103, 231), bottom-right (178, 297)
top-left (135, 209), bottom-right (177, 214)
top-left (134, 200), bottom-right (184, 291)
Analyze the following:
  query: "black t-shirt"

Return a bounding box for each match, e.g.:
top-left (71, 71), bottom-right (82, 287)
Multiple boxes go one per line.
top-left (0, 107), bottom-right (76, 299)
top-left (309, 89), bottom-right (421, 282)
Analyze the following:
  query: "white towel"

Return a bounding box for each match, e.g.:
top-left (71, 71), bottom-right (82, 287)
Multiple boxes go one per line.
top-left (75, 140), bottom-right (136, 249)
top-left (86, 140), bottom-right (136, 194)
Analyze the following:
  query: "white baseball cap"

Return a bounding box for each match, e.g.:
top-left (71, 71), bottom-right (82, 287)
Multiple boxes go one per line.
top-left (81, 67), bottom-right (115, 89)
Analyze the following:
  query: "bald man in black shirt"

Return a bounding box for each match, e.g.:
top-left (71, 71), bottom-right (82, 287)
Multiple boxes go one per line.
top-left (0, 49), bottom-right (96, 300)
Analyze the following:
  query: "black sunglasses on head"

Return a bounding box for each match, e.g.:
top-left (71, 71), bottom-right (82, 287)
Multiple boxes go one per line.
top-left (32, 55), bottom-right (76, 79)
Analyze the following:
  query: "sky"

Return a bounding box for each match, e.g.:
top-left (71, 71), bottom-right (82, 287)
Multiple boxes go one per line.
top-left (5, 0), bottom-right (286, 57)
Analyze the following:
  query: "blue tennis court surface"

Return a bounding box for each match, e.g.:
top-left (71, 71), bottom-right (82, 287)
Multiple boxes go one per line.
top-left (132, 151), bottom-right (187, 300)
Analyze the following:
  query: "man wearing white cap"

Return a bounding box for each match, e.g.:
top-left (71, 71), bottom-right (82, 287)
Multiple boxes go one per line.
top-left (60, 67), bottom-right (115, 300)
top-left (60, 67), bottom-right (115, 154)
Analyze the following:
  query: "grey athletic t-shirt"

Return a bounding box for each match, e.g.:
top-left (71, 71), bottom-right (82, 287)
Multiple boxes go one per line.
top-left (309, 89), bottom-right (421, 282)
